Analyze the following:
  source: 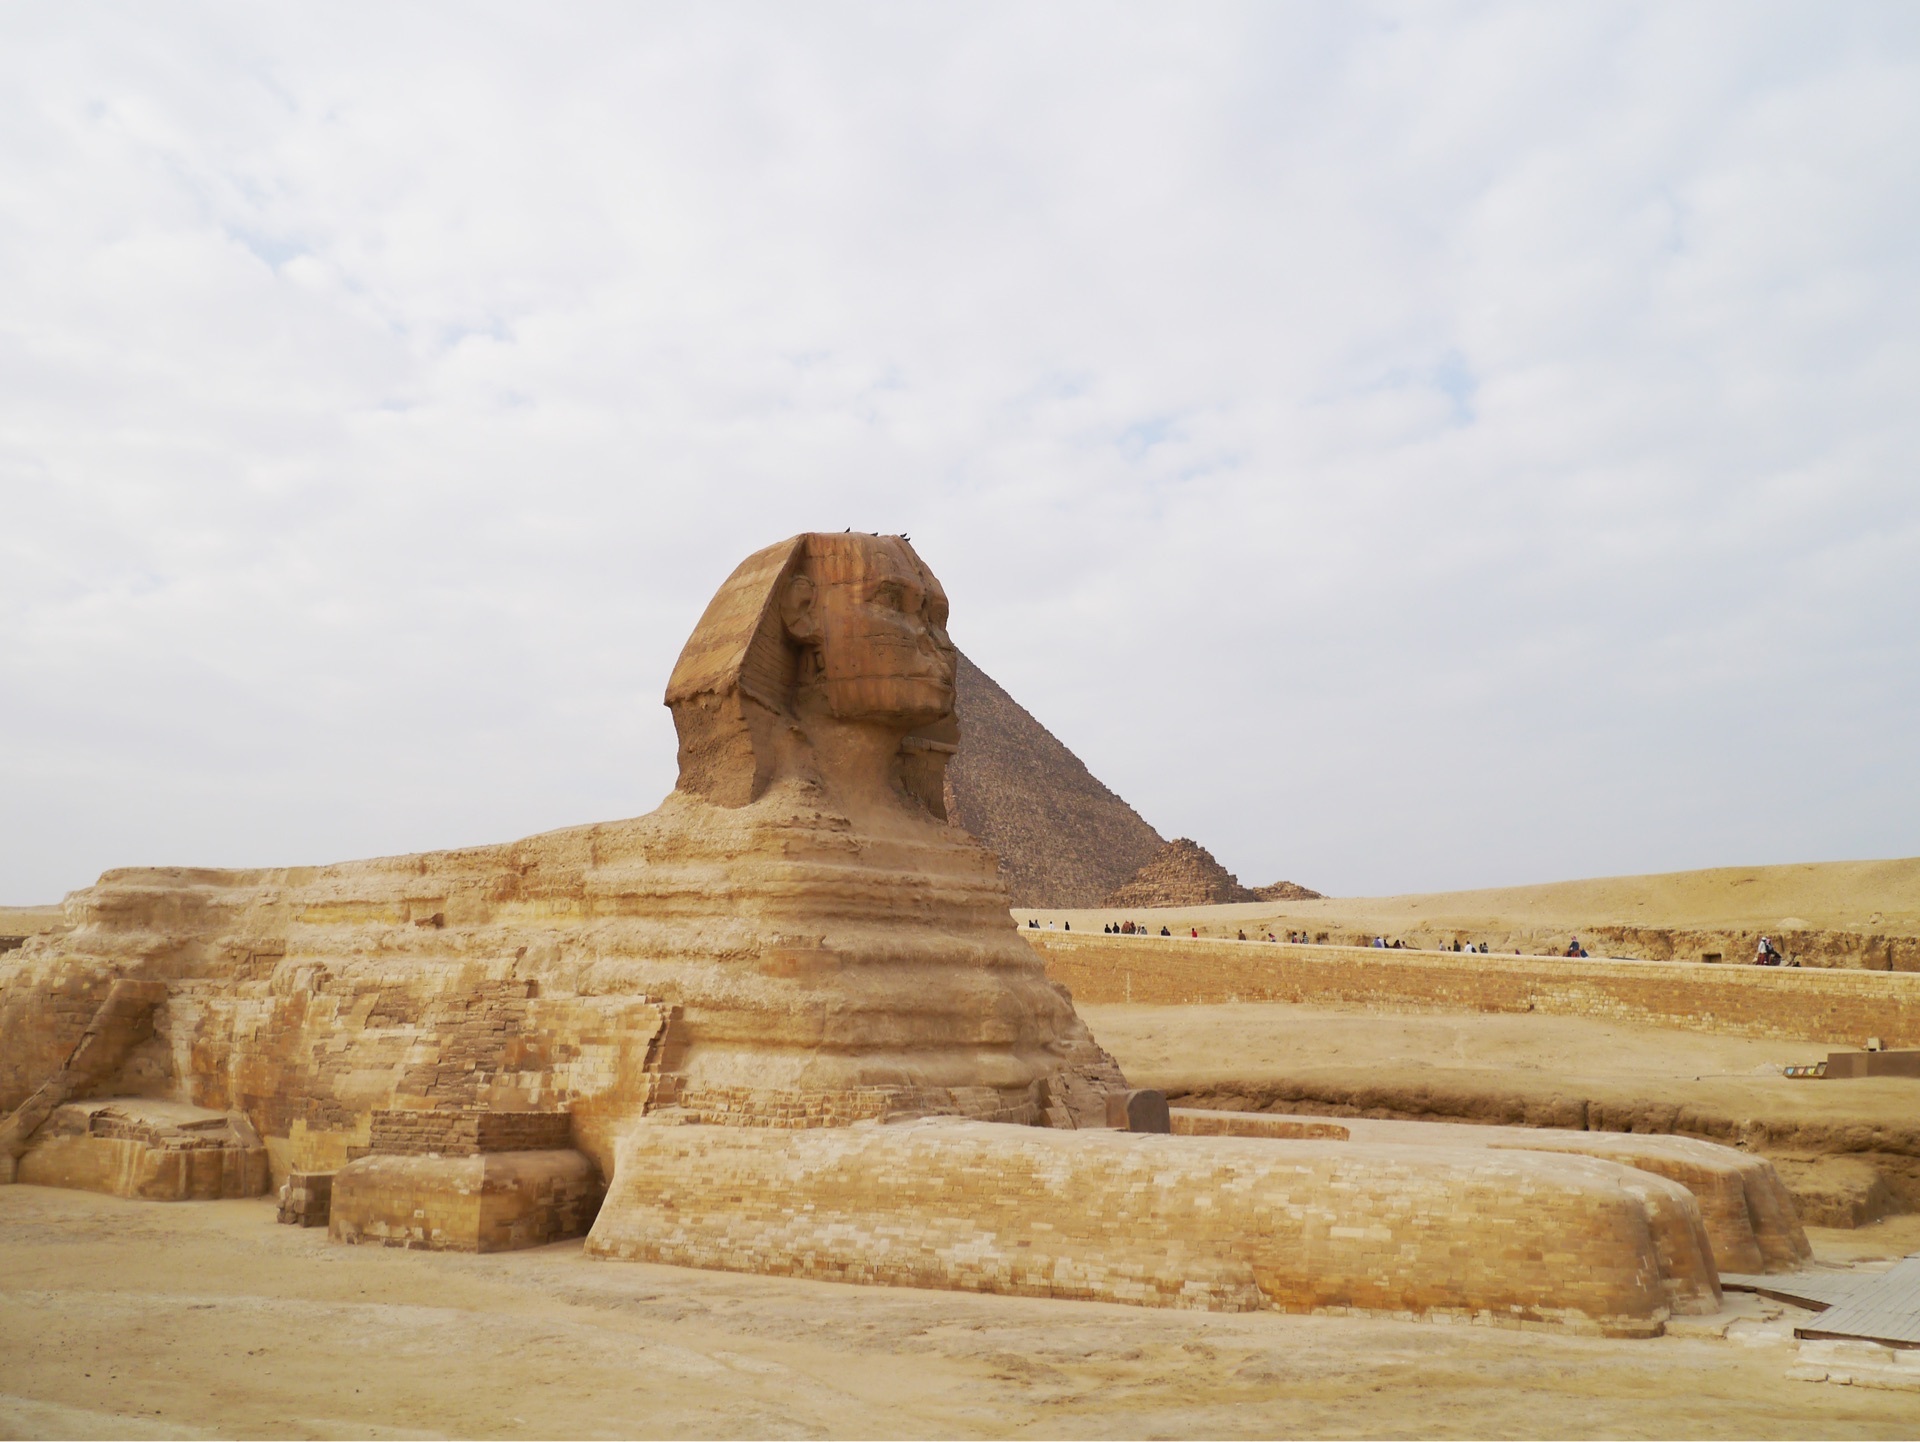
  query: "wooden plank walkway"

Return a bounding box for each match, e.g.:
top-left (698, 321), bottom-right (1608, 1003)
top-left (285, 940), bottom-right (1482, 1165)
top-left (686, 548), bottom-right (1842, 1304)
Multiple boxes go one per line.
top-left (1794, 1257), bottom-right (1920, 1348)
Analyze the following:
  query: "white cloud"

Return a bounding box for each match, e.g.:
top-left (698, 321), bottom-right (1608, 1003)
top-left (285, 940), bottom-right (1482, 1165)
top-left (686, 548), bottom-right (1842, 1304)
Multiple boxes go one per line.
top-left (1, 1), bottom-right (1916, 901)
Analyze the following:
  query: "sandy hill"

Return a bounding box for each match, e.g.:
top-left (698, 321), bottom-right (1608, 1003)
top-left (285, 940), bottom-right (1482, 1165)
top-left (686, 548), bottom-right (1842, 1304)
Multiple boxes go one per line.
top-left (1278, 858), bottom-right (1920, 936)
top-left (942, 652), bottom-right (1166, 908)
top-left (0, 905), bottom-right (63, 942)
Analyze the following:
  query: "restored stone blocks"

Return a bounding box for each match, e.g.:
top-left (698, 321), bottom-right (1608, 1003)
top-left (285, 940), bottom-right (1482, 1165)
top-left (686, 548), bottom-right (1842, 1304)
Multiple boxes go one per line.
top-left (365, 1108), bottom-right (573, 1157)
top-left (1170, 1111), bottom-right (1808, 1275)
top-left (585, 1117), bottom-right (1721, 1336)
top-left (329, 1150), bottom-right (603, 1252)
top-left (277, 1169), bottom-right (334, 1227)
top-left (15, 1098), bottom-right (270, 1202)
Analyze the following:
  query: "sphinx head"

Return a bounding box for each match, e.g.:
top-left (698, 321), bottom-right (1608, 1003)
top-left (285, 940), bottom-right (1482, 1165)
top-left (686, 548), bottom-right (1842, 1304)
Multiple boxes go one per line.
top-left (781, 534), bottom-right (955, 727)
top-left (665, 533), bottom-right (958, 810)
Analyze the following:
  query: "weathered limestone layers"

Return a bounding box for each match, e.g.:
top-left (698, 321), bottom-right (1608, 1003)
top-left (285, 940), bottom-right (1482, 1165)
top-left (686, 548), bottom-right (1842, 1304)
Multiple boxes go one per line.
top-left (1168, 1110), bottom-right (1809, 1275)
top-left (585, 1118), bottom-right (1721, 1338)
top-left (0, 534), bottom-right (1122, 1183)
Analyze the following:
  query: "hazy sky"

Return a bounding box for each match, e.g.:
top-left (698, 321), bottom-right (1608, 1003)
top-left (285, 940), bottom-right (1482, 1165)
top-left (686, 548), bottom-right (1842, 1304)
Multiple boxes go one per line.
top-left (4, 3), bottom-right (1917, 904)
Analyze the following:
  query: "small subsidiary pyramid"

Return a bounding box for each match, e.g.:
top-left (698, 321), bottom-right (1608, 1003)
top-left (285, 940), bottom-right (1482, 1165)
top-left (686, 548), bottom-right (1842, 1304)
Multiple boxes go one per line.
top-left (1103, 837), bottom-right (1261, 908)
top-left (1253, 879), bottom-right (1324, 902)
top-left (942, 651), bottom-right (1167, 908)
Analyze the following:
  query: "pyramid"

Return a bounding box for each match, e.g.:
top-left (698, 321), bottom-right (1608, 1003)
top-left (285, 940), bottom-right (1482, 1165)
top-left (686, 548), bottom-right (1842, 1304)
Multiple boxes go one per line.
top-left (942, 652), bottom-right (1166, 908)
top-left (1101, 837), bottom-right (1257, 907)
top-left (1252, 879), bottom-right (1324, 902)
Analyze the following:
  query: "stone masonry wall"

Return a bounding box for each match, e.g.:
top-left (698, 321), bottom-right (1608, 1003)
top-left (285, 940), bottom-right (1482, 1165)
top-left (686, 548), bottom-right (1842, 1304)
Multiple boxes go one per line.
top-left (1032, 934), bottom-right (1920, 1048)
top-left (366, 1109), bottom-right (574, 1157)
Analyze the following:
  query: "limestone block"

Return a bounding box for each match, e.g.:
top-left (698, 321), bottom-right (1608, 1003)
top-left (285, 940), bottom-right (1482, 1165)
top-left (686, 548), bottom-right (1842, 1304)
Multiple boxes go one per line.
top-left (1202, 1114), bottom-right (1810, 1275)
top-left (277, 1170), bottom-right (334, 1227)
top-left (1105, 1089), bottom-right (1170, 1132)
top-left (1170, 1109), bottom-right (1350, 1141)
top-left (585, 1118), bottom-right (1720, 1336)
top-left (15, 1099), bottom-right (269, 1202)
top-left (330, 1150), bottom-right (603, 1252)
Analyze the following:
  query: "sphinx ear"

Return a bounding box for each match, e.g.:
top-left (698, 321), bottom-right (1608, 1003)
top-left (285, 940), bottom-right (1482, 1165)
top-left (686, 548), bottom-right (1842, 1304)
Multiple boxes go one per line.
top-left (781, 574), bottom-right (821, 644)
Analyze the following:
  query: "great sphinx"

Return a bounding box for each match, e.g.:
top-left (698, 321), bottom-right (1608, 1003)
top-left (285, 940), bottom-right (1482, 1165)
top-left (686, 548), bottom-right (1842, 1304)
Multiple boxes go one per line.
top-left (0, 533), bottom-right (1796, 1331)
top-left (0, 533), bottom-right (1121, 1180)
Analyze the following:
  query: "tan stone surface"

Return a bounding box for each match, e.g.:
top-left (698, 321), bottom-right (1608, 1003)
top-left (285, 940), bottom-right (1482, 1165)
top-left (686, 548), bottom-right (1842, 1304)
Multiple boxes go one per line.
top-left (586, 1117), bottom-right (1719, 1336)
top-left (12, 1186), bottom-right (1920, 1440)
top-left (1167, 1108), bottom-right (1806, 1275)
top-left (330, 1150), bottom-right (602, 1253)
top-left (14, 1098), bottom-right (267, 1203)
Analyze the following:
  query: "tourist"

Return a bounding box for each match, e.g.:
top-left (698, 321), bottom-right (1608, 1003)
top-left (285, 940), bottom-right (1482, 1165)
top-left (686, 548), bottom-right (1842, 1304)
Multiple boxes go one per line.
top-left (1190, 927), bottom-right (1198, 939)
top-left (1160, 925), bottom-right (1171, 937)
top-left (1237, 929), bottom-right (1247, 941)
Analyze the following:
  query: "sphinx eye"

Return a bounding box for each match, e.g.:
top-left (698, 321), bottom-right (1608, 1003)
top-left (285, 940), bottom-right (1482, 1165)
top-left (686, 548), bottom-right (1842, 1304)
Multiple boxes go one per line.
top-left (873, 582), bottom-right (906, 610)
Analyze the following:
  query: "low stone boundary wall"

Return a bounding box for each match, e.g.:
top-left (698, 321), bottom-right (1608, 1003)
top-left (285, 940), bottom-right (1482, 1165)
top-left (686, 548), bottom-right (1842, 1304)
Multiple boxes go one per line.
top-left (1031, 934), bottom-right (1920, 1048)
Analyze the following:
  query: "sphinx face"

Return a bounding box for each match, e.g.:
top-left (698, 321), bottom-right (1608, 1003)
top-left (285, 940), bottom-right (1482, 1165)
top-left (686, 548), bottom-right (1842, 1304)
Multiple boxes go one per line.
top-left (791, 535), bottom-right (956, 727)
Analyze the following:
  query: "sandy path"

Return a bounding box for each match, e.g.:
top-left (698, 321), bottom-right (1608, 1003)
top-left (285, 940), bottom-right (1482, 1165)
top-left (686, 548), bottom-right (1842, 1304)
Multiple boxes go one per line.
top-left (3, 1186), bottom-right (1918, 1440)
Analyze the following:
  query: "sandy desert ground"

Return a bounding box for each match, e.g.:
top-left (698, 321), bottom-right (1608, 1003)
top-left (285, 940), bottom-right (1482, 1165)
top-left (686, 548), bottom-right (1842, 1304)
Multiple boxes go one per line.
top-left (1080, 1001), bottom-right (1920, 1131)
top-left (5, 1180), bottom-right (1920, 1442)
top-left (8, 861), bottom-right (1920, 1438)
top-left (6, 1000), bottom-right (1920, 1438)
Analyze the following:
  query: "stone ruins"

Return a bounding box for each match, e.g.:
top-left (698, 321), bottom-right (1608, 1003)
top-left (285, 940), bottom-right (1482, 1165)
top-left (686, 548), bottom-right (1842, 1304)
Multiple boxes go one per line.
top-left (0, 531), bottom-right (1812, 1333)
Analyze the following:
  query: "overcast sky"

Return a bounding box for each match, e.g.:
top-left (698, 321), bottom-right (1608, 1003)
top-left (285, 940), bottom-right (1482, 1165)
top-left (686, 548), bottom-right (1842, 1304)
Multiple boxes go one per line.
top-left (3, 2), bottom-right (1917, 905)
